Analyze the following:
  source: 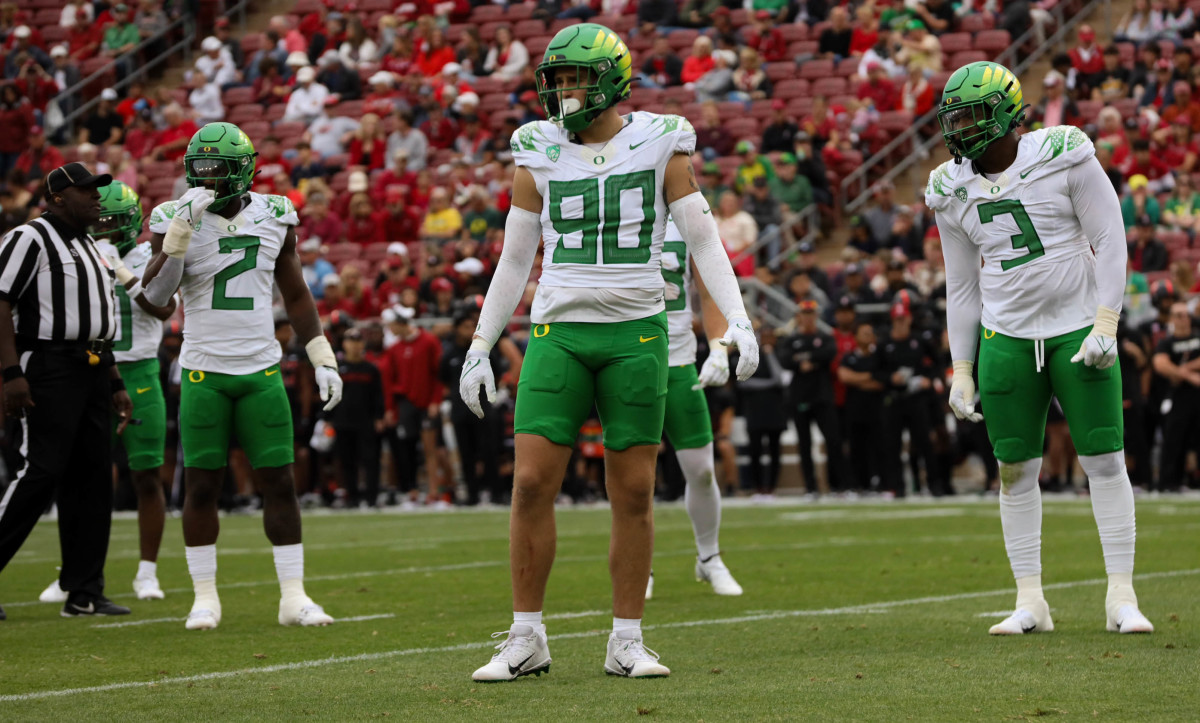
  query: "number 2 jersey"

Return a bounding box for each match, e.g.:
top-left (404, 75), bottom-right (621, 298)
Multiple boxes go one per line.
top-left (926, 125), bottom-right (1102, 341)
top-left (95, 241), bottom-right (163, 364)
top-left (512, 112), bottom-right (697, 324)
top-left (149, 192), bottom-right (297, 375)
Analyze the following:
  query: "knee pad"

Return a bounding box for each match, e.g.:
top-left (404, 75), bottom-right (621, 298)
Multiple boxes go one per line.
top-left (993, 438), bottom-right (1035, 465)
top-left (998, 458), bottom-right (1041, 495)
top-left (1079, 427), bottom-right (1123, 457)
top-left (1078, 450), bottom-right (1126, 482)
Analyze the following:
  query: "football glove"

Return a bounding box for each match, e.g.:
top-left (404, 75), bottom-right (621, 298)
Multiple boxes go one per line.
top-left (102, 248), bottom-right (135, 286)
top-left (694, 345), bottom-right (729, 389)
top-left (313, 365), bottom-right (343, 411)
top-left (718, 316), bottom-right (760, 382)
top-left (459, 349), bottom-right (496, 419)
top-left (948, 360), bottom-right (983, 423)
top-left (175, 187), bottom-right (215, 229)
top-left (1070, 306), bottom-right (1119, 370)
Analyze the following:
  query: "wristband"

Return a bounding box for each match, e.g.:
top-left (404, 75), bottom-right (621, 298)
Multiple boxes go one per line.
top-left (110, 377), bottom-right (126, 392)
top-left (2, 365), bottom-right (23, 382)
top-left (126, 280), bottom-right (143, 298)
top-left (305, 334), bottom-right (337, 369)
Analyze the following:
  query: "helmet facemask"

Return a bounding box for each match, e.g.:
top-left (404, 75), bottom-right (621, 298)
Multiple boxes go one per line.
top-left (537, 63), bottom-right (609, 133)
top-left (938, 95), bottom-right (1007, 161)
top-left (185, 153), bottom-right (256, 213)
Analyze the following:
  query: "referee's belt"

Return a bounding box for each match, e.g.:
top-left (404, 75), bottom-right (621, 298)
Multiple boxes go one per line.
top-left (18, 338), bottom-right (114, 356)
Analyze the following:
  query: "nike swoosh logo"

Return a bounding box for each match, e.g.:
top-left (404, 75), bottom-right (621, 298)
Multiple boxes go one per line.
top-left (71, 602), bottom-right (95, 614)
top-left (509, 653), bottom-right (536, 675)
top-left (702, 208), bottom-right (711, 214)
top-left (253, 217), bottom-right (269, 224)
top-left (639, 335), bottom-right (659, 343)
top-left (136, 387), bottom-right (151, 394)
top-left (265, 369), bottom-right (278, 376)
top-left (629, 140), bottom-right (648, 150)
top-left (620, 662), bottom-right (634, 675)
top-left (1021, 624), bottom-right (1036, 633)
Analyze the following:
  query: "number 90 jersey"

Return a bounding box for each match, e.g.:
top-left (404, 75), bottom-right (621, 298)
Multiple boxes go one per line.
top-left (149, 192), bottom-right (297, 375)
top-left (926, 125), bottom-right (1099, 340)
top-left (513, 112), bottom-right (697, 324)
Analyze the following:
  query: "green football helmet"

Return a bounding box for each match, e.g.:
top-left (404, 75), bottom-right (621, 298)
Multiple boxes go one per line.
top-left (937, 61), bottom-right (1029, 162)
top-left (91, 180), bottom-right (143, 255)
top-left (535, 23), bottom-right (633, 133)
top-left (184, 121), bottom-right (258, 212)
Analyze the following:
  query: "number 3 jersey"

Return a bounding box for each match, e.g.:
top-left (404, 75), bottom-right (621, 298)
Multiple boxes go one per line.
top-left (512, 112), bottom-right (697, 324)
top-left (149, 192), bottom-right (297, 374)
top-left (926, 125), bottom-right (1100, 340)
top-left (662, 217), bottom-right (697, 366)
top-left (95, 241), bottom-right (163, 364)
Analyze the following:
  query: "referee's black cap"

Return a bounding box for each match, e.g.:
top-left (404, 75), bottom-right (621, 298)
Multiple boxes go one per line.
top-left (46, 163), bottom-right (112, 196)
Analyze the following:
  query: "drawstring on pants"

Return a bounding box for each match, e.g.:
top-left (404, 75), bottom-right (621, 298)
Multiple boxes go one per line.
top-left (1034, 339), bottom-right (1045, 373)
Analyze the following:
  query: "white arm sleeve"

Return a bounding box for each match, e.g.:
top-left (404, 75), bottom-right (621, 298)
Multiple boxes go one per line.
top-left (1068, 157), bottom-right (1127, 313)
top-left (939, 213), bottom-right (983, 363)
top-left (669, 192), bottom-right (749, 323)
top-left (470, 206), bottom-right (542, 351)
top-left (142, 255), bottom-right (184, 307)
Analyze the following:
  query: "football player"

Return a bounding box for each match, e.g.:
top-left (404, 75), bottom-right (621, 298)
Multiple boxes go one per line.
top-left (460, 24), bottom-right (758, 681)
top-left (141, 122), bottom-right (343, 630)
top-left (928, 62), bottom-right (1153, 635)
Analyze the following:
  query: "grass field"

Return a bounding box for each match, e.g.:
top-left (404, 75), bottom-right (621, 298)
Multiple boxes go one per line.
top-left (1, 496), bottom-right (1198, 721)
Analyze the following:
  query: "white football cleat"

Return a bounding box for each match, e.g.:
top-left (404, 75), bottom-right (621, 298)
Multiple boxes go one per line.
top-left (645, 571), bottom-right (654, 601)
top-left (1106, 585), bottom-right (1153, 633)
top-left (988, 598), bottom-right (1054, 635)
top-left (185, 608), bottom-right (220, 630)
top-left (279, 596), bottom-right (333, 626)
top-left (472, 623), bottom-right (552, 682)
top-left (133, 576), bottom-right (165, 600)
top-left (40, 579), bottom-right (68, 603)
top-left (696, 555), bottom-right (743, 596)
top-left (605, 629), bottom-right (670, 678)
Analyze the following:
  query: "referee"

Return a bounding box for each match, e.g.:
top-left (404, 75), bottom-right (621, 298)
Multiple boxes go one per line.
top-left (0, 163), bottom-right (133, 620)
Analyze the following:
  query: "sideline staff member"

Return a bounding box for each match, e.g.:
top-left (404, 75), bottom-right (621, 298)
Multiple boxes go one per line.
top-left (0, 163), bottom-right (133, 620)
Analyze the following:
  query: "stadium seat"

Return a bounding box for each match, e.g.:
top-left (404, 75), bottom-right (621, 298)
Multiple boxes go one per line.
top-left (240, 121), bottom-right (270, 141)
top-left (479, 93), bottom-right (511, 114)
top-left (548, 18), bottom-right (581, 34)
top-left (364, 242), bottom-right (390, 263)
top-left (359, 0), bottom-right (390, 11)
top-left (973, 30), bottom-right (1011, 55)
top-left (724, 116), bottom-right (760, 141)
top-left (811, 77), bottom-right (847, 97)
top-left (929, 71), bottom-right (954, 93)
top-left (240, 33), bottom-right (263, 57)
top-left (959, 14), bottom-right (995, 32)
top-left (717, 100), bottom-right (746, 119)
top-left (223, 87), bottom-right (255, 107)
top-left (939, 33), bottom-right (973, 54)
top-left (878, 110), bottom-right (915, 135)
top-left (293, 0), bottom-right (322, 13)
top-left (143, 161), bottom-right (178, 180)
top-left (42, 26), bottom-right (67, 44)
top-left (1111, 97), bottom-right (1137, 118)
top-left (779, 25), bottom-right (808, 43)
top-left (525, 36), bottom-right (552, 58)
top-left (730, 9), bottom-right (750, 26)
top-left (799, 59), bottom-right (834, 80)
top-left (661, 86), bottom-right (694, 104)
top-left (326, 243), bottom-right (360, 264)
top-left (1076, 100), bottom-right (1102, 123)
top-left (227, 104), bottom-right (261, 124)
top-left (950, 50), bottom-right (988, 68)
top-left (788, 40), bottom-right (820, 58)
top-left (272, 120), bottom-right (306, 139)
top-left (669, 30), bottom-right (700, 52)
top-left (33, 8), bottom-right (59, 25)
top-left (322, 153), bottom-right (349, 170)
top-left (774, 78), bottom-right (810, 99)
top-left (506, 3), bottom-right (535, 21)
top-left (765, 62), bottom-right (796, 82)
top-left (469, 4), bottom-right (505, 22)
top-left (787, 97), bottom-right (814, 117)
top-left (835, 57), bottom-right (859, 77)
top-left (513, 19), bottom-right (546, 40)
top-left (479, 21), bottom-right (507, 42)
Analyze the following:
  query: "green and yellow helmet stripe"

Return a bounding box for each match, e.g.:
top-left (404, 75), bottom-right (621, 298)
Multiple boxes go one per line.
top-left (91, 180), bottom-right (143, 255)
top-left (937, 61), bottom-right (1028, 161)
top-left (535, 23), bottom-right (632, 133)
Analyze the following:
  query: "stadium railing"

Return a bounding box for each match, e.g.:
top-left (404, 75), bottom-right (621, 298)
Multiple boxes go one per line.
top-left (728, 202), bottom-right (820, 270)
top-left (838, 0), bottom-right (1111, 213)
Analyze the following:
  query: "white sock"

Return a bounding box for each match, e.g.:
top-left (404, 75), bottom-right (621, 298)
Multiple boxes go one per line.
top-left (612, 617), bottom-right (641, 637)
top-left (185, 544), bottom-right (218, 606)
top-left (273, 543), bottom-right (307, 600)
top-left (678, 443), bottom-right (721, 560)
top-left (136, 560), bottom-right (157, 580)
top-left (513, 611), bottom-right (543, 632)
top-left (998, 459), bottom-right (1042, 580)
top-left (1079, 451), bottom-right (1136, 575)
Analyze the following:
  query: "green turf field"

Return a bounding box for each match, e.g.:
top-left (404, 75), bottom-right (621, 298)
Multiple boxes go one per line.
top-left (1, 497), bottom-right (1197, 721)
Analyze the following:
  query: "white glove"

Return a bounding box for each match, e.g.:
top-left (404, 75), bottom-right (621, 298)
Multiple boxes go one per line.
top-left (948, 360), bottom-right (982, 423)
top-left (459, 349), bottom-right (496, 419)
top-left (1070, 306), bottom-right (1119, 370)
top-left (694, 345), bottom-right (729, 389)
top-left (102, 249), bottom-right (135, 285)
top-left (718, 316), bottom-right (760, 382)
top-left (175, 187), bottom-right (216, 229)
top-left (314, 365), bottom-right (343, 411)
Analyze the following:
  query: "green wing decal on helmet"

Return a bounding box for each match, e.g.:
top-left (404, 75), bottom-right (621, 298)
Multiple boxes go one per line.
top-left (535, 23), bottom-right (633, 133)
top-left (937, 61), bottom-right (1028, 162)
top-left (184, 122), bottom-right (258, 212)
top-left (91, 180), bottom-right (143, 255)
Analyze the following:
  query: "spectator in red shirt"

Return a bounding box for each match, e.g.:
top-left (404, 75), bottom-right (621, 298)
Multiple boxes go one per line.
top-left (1158, 116), bottom-right (1200, 173)
top-left (374, 186), bottom-right (423, 242)
top-left (299, 0), bottom-right (331, 41)
top-left (14, 125), bottom-right (63, 179)
top-left (379, 305), bottom-right (443, 499)
top-left (316, 273), bottom-right (349, 318)
top-left (1161, 81), bottom-right (1200, 133)
top-left (363, 71), bottom-right (399, 117)
top-left (150, 103), bottom-right (197, 162)
top-left (376, 250), bottom-right (420, 309)
top-left (682, 35), bottom-right (715, 85)
top-left (641, 35), bottom-right (684, 88)
top-left (338, 263), bottom-right (380, 320)
top-left (802, 95), bottom-right (838, 149)
top-left (742, 10), bottom-right (788, 63)
top-left (850, 6), bottom-right (880, 57)
top-left (67, 16), bottom-right (101, 61)
top-left (898, 63), bottom-right (935, 116)
top-left (857, 62), bottom-right (898, 113)
top-left (301, 190), bottom-right (345, 243)
top-left (254, 136), bottom-right (293, 194)
top-left (1070, 25), bottom-right (1105, 92)
top-left (419, 102), bottom-right (459, 151)
top-left (345, 192), bottom-right (383, 245)
top-left (377, 148), bottom-right (418, 198)
top-left (1124, 137), bottom-right (1174, 193)
top-left (416, 27), bottom-right (456, 77)
top-left (347, 112), bottom-right (388, 171)
top-left (696, 101), bottom-right (735, 157)
top-left (114, 80), bottom-right (154, 124)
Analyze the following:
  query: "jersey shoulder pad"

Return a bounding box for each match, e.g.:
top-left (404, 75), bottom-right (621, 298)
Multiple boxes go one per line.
top-left (636, 112), bottom-right (697, 156)
top-left (511, 121), bottom-right (564, 170)
top-left (260, 193), bottom-right (300, 226)
top-left (925, 160), bottom-right (963, 211)
top-left (1022, 125), bottom-right (1094, 180)
top-left (148, 200), bottom-right (178, 234)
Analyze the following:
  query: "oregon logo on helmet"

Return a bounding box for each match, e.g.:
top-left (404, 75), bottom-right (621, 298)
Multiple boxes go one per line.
top-left (90, 180), bottom-right (143, 256)
top-left (184, 122), bottom-right (259, 212)
top-left (937, 61), bottom-right (1028, 162)
top-left (535, 23), bottom-right (632, 133)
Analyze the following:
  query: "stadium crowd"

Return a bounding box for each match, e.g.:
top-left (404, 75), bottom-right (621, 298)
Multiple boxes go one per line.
top-left (0, 0), bottom-right (1198, 511)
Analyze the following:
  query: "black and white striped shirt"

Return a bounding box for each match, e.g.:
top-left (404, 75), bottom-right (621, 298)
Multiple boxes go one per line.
top-left (0, 214), bottom-right (117, 343)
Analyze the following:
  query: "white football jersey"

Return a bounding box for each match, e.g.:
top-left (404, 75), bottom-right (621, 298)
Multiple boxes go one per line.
top-left (661, 217), bottom-right (697, 366)
top-left (149, 192), bottom-right (297, 374)
top-left (512, 112), bottom-right (697, 323)
top-left (96, 241), bottom-right (164, 363)
top-left (926, 125), bottom-right (1099, 340)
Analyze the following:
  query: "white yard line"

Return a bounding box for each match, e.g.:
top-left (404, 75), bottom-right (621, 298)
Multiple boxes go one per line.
top-left (545, 609), bottom-right (608, 620)
top-left (3, 568), bottom-right (1195, 704)
top-left (90, 613), bottom-right (396, 630)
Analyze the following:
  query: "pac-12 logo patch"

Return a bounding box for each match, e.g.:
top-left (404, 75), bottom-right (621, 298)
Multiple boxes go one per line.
top-left (954, 187), bottom-right (968, 203)
top-left (546, 144), bottom-right (560, 162)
